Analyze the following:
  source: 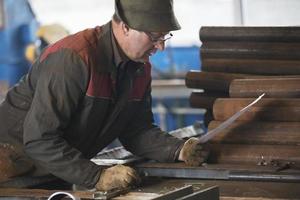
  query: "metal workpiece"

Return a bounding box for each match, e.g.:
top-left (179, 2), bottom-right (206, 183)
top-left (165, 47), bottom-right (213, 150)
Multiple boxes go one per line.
top-left (142, 179), bottom-right (300, 200)
top-left (207, 121), bottom-right (300, 145)
top-left (185, 71), bottom-right (287, 92)
top-left (207, 143), bottom-right (300, 164)
top-left (0, 184), bottom-right (215, 200)
top-left (176, 186), bottom-right (219, 200)
top-left (91, 146), bottom-right (141, 166)
top-left (1, 173), bottom-right (297, 199)
top-left (150, 185), bottom-right (193, 200)
top-left (202, 58), bottom-right (300, 75)
top-left (208, 180), bottom-right (300, 199)
top-left (136, 162), bottom-right (300, 182)
top-left (229, 171), bottom-right (300, 182)
top-left (229, 77), bottom-right (300, 98)
top-left (213, 98), bottom-right (300, 121)
top-left (138, 164), bottom-right (230, 180)
top-left (185, 71), bottom-right (248, 92)
top-left (192, 26), bottom-right (300, 200)
top-left (201, 42), bottom-right (300, 60)
top-left (197, 93), bottom-right (265, 144)
top-left (190, 91), bottom-right (228, 109)
top-left (93, 187), bottom-right (133, 200)
top-left (199, 26), bottom-right (300, 42)
top-left (113, 180), bottom-right (219, 200)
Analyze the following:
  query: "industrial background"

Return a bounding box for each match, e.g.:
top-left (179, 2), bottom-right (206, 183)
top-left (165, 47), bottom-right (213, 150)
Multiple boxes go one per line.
top-left (1, 0), bottom-right (300, 199)
top-left (2, 0), bottom-right (300, 131)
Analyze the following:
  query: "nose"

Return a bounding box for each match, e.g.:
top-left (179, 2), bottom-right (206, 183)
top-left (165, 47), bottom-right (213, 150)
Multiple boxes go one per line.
top-left (154, 41), bottom-right (165, 51)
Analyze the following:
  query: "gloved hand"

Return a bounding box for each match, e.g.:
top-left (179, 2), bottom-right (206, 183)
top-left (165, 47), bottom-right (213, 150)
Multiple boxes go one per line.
top-left (178, 137), bottom-right (209, 166)
top-left (95, 164), bottom-right (141, 191)
top-left (0, 143), bottom-right (33, 182)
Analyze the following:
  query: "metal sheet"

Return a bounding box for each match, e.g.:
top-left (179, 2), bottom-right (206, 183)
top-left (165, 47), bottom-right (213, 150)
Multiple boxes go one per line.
top-left (199, 93), bottom-right (264, 143)
top-left (177, 186), bottom-right (219, 200)
top-left (91, 146), bottom-right (141, 166)
top-left (152, 185), bottom-right (193, 200)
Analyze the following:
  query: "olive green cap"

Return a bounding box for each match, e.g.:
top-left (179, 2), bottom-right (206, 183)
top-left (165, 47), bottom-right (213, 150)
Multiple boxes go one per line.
top-left (115, 0), bottom-right (181, 32)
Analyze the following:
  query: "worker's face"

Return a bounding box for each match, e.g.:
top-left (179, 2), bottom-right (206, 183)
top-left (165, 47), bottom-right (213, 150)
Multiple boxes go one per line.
top-left (123, 24), bottom-right (171, 63)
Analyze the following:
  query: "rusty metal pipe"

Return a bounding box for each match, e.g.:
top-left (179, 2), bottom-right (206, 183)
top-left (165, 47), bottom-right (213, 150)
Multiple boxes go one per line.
top-left (136, 162), bottom-right (300, 182)
top-left (208, 121), bottom-right (300, 145)
top-left (199, 26), bottom-right (300, 42)
top-left (229, 78), bottom-right (300, 98)
top-left (202, 58), bottom-right (300, 75)
top-left (201, 42), bottom-right (300, 60)
top-left (208, 144), bottom-right (300, 164)
top-left (190, 91), bottom-right (228, 109)
top-left (213, 98), bottom-right (300, 121)
top-left (186, 71), bottom-right (250, 92)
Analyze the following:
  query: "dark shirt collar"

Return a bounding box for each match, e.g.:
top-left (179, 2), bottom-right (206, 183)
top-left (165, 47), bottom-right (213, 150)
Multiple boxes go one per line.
top-left (96, 21), bottom-right (145, 77)
top-left (111, 27), bottom-right (130, 68)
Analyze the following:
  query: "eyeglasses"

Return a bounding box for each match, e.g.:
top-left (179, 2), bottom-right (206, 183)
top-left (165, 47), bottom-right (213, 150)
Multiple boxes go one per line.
top-left (144, 32), bottom-right (173, 44)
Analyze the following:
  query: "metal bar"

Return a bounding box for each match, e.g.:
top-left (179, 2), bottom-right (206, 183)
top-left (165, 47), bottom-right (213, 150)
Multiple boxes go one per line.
top-left (213, 98), bottom-right (300, 121)
top-left (208, 121), bottom-right (300, 145)
top-left (176, 186), bottom-right (219, 200)
top-left (185, 71), bottom-right (291, 91)
top-left (199, 26), bottom-right (300, 42)
top-left (190, 91), bottom-right (228, 109)
top-left (201, 42), bottom-right (300, 60)
top-left (152, 185), bottom-right (193, 200)
top-left (221, 197), bottom-right (292, 200)
top-left (229, 171), bottom-right (300, 182)
top-left (94, 187), bottom-right (132, 200)
top-left (136, 163), bottom-right (300, 182)
top-left (185, 71), bottom-right (249, 92)
top-left (229, 78), bottom-right (300, 98)
top-left (138, 166), bottom-right (230, 180)
top-left (202, 58), bottom-right (300, 75)
top-left (199, 94), bottom-right (265, 144)
top-left (207, 144), bottom-right (300, 164)
top-left (194, 179), bottom-right (300, 199)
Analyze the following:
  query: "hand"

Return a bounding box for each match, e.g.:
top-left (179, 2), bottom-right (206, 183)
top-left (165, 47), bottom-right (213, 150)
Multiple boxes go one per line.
top-left (178, 137), bottom-right (209, 166)
top-left (95, 164), bottom-right (141, 191)
top-left (0, 143), bottom-right (33, 182)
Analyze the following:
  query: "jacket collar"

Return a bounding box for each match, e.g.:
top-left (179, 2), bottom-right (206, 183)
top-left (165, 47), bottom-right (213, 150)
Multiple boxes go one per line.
top-left (96, 21), bottom-right (146, 78)
top-left (95, 21), bottom-right (116, 74)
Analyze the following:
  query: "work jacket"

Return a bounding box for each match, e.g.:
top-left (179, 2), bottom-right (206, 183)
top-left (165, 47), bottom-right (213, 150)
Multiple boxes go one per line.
top-left (0, 22), bottom-right (184, 188)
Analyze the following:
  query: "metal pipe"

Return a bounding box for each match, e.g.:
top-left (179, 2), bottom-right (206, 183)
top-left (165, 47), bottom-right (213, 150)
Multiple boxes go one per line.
top-left (208, 121), bottom-right (300, 145)
top-left (229, 78), bottom-right (300, 98)
top-left (213, 98), bottom-right (300, 121)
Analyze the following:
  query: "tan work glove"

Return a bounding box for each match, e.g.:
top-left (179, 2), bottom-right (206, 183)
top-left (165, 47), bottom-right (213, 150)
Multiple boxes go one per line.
top-left (95, 164), bottom-right (141, 191)
top-left (0, 143), bottom-right (33, 182)
top-left (178, 137), bottom-right (209, 166)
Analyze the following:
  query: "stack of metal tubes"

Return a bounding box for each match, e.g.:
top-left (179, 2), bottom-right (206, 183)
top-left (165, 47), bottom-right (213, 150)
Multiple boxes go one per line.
top-left (183, 26), bottom-right (300, 199)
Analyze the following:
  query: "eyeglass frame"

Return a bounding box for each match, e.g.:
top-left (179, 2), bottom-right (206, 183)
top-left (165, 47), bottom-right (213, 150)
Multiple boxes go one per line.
top-left (121, 21), bottom-right (173, 44)
top-left (144, 32), bottom-right (173, 44)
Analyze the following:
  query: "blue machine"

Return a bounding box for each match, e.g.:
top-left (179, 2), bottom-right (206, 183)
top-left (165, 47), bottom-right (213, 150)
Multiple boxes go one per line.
top-left (150, 46), bottom-right (203, 131)
top-left (150, 46), bottom-right (201, 79)
top-left (0, 0), bottom-right (39, 96)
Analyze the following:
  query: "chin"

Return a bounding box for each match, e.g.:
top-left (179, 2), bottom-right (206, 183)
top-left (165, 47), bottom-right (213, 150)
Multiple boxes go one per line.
top-left (135, 56), bottom-right (149, 63)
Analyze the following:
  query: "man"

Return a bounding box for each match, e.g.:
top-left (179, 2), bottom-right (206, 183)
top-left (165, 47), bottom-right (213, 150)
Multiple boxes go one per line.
top-left (0, 0), bottom-right (209, 191)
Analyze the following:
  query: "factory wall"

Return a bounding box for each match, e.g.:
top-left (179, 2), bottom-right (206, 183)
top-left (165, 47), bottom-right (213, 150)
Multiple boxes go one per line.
top-left (29, 0), bottom-right (300, 46)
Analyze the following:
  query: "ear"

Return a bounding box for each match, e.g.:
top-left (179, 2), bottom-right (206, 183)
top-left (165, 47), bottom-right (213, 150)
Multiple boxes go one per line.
top-left (121, 22), bottom-right (130, 36)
